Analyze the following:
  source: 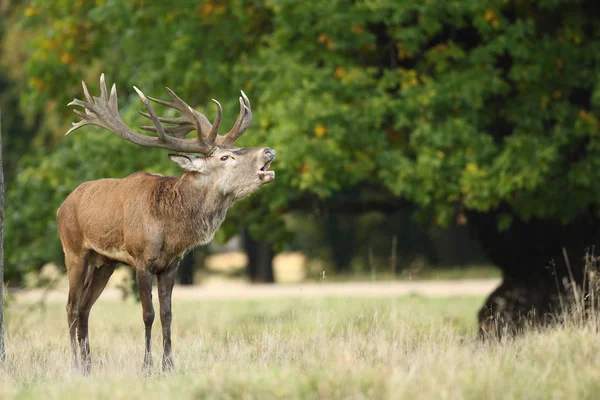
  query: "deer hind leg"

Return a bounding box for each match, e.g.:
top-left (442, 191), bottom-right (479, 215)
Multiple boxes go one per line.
top-left (136, 268), bottom-right (155, 374)
top-left (77, 261), bottom-right (116, 375)
top-left (157, 262), bottom-right (179, 372)
top-left (65, 253), bottom-right (89, 370)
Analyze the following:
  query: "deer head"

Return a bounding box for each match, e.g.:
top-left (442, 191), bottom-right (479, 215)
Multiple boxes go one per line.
top-left (67, 74), bottom-right (275, 199)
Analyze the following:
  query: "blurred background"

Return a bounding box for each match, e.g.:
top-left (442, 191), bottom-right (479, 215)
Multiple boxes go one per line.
top-left (1, 1), bottom-right (599, 313)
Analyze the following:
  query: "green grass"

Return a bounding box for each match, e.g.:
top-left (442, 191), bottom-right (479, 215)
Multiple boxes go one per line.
top-left (1, 294), bottom-right (599, 399)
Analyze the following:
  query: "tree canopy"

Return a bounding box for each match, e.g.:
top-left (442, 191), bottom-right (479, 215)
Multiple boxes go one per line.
top-left (3, 0), bottom-right (600, 277)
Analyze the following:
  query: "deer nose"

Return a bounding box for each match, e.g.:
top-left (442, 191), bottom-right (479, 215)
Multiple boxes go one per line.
top-left (264, 148), bottom-right (276, 160)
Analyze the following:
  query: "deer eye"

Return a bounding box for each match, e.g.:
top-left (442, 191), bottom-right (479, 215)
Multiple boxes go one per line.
top-left (220, 156), bottom-right (229, 161)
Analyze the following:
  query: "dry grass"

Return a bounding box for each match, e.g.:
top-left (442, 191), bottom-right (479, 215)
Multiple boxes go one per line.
top-left (1, 294), bottom-right (599, 399)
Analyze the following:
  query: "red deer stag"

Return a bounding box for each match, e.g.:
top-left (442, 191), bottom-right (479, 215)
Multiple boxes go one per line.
top-left (57, 74), bottom-right (275, 374)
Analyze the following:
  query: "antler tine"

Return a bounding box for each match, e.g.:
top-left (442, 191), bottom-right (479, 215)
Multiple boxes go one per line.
top-left (208, 99), bottom-right (222, 142)
top-left (165, 89), bottom-right (212, 132)
top-left (81, 80), bottom-right (93, 104)
top-left (139, 97), bottom-right (193, 136)
top-left (238, 90), bottom-right (253, 133)
top-left (108, 83), bottom-right (118, 113)
top-left (138, 88), bottom-right (216, 140)
top-left (218, 90), bottom-right (252, 146)
top-left (139, 88), bottom-right (227, 143)
top-left (99, 73), bottom-right (108, 101)
top-left (65, 96), bottom-right (99, 136)
top-left (65, 74), bottom-right (216, 155)
top-left (133, 86), bottom-right (170, 143)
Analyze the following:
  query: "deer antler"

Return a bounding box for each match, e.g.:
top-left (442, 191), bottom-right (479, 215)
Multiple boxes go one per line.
top-left (138, 86), bottom-right (252, 147)
top-left (67, 74), bottom-right (252, 154)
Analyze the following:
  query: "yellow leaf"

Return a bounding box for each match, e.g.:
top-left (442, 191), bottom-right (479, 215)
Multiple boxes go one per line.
top-left (436, 151), bottom-right (445, 159)
top-left (466, 162), bottom-right (479, 173)
top-left (484, 9), bottom-right (495, 22)
top-left (61, 53), bottom-right (74, 65)
top-left (396, 42), bottom-right (413, 59)
top-left (314, 124), bottom-right (328, 137)
top-left (334, 66), bottom-right (346, 79)
top-left (29, 77), bottom-right (45, 90)
top-left (214, 4), bottom-right (226, 15)
top-left (352, 25), bottom-right (364, 35)
top-left (360, 43), bottom-right (376, 53)
top-left (200, 2), bottom-right (214, 17)
top-left (24, 7), bottom-right (41, 17)
top-left (434, 43), bottom-right (448, 52)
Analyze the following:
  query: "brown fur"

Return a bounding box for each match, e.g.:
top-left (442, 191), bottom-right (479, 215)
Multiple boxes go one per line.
top-left (58, 147), bottom-right (275, 373)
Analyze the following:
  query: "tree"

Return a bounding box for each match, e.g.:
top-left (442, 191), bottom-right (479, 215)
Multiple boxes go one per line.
top-left (243, 228), bottom-right (275, 283)
top-left (0, 111), bottom-right (5, 360)
top-left (7, 0), bottom-right (600, 326)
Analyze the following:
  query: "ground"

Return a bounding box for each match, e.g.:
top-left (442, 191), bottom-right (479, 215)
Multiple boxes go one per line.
top-left (13, 278), bottom-right (501, 302)
top-left (1, 281), bottom-right (599, 399)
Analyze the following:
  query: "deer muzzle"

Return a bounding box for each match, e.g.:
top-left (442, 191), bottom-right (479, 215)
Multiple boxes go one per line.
top-left (258, 148), bottom-right (276, 183)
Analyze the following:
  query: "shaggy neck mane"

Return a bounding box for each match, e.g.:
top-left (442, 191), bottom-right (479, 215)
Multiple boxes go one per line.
top-left (149, 172), bottom-right (235, 249)
top-left (150, 172), bottom-right (233, 217)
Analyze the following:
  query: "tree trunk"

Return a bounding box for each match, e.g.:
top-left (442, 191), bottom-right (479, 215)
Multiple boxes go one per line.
top-left (430, 224), bottom-right (486, 266)
top-left (177, 251), bottom-right (195, 285)
top-left (325, 213), bottom-right (356, 273)
top-left (0, 111), bottom-right (5, 361)
top-left (467, 206), bottom-right (600, 337)
top-left (243, 229), bottom-right (275, 283)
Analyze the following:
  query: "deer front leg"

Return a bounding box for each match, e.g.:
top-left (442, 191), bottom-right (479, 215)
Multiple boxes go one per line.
top-left (157, 263), bottom-right (178, 371)
top-left (136, 269), bottom-right (155, 373)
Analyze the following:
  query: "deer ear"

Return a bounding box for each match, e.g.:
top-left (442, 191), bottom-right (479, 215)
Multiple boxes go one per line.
top-left (168, 154), bottom-right (210, 175)
top-left (168, 154), bottom-right (195, 171)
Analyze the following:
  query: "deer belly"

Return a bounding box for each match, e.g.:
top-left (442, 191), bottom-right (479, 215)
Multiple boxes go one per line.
top-left (84, 240), bottom-right (135, 267)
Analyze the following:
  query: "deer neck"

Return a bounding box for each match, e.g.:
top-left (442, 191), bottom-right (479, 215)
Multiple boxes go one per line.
top-left (174, 172), bottom-right (235, 246)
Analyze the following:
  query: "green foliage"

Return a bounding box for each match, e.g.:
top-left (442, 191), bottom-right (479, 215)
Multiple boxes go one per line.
top-left (5, 0), bottom-right (600, 274)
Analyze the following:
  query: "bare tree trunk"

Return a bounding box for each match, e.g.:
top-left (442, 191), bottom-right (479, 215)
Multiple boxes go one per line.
top-left (0, 111), bottom-right (6, 361)
top-left (326, 213), bottom-right (356, 273)
top-left (177, 251), bottom-right (195, 285)
top-left (176, 249), bottom-right (207, 285)
top-left (243, 228), bottom-right (274, 283)
top-left (468, 207), bottom-right (600, 337)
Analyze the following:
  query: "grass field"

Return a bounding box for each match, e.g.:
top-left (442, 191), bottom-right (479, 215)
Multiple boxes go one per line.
top-left (1, 294), bottom-right (599, 399)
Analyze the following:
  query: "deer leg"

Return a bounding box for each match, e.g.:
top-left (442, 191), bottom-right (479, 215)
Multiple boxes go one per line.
top-left (65, 253), bottom-right (88, 370)
top-left (136, 269), bottom-right (155, 373)
top-left (77, 263), bottom-right (116, 374)
top-left (157, 263), bottom-right (179, 371)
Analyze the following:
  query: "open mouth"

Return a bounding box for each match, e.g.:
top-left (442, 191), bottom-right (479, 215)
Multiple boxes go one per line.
top-left (261, 160), bottom-right (272, 172)
top-left (258, 160), bottom-right (275, 182)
